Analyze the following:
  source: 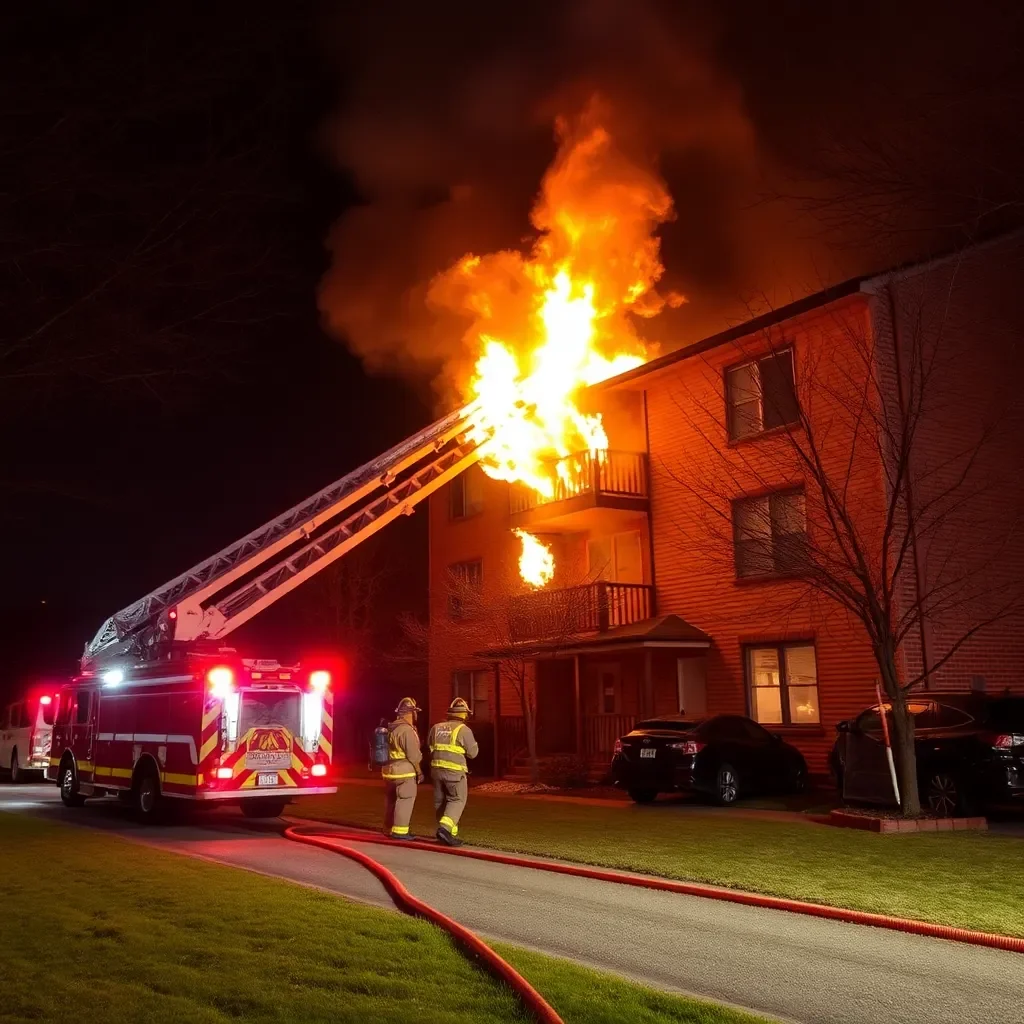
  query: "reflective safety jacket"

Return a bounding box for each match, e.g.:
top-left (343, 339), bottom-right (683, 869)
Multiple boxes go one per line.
top-left (382, 718), bottom-right (422, 781)
top-left (427, 718), bottom-right (479, 774)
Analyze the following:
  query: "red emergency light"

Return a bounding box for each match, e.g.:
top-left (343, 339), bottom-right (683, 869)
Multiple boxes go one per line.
top-left (207, 666), bottom-right (235, 699)
top-left (308, 670), bottom-right (331, 694)
top-left (311, 764), bottom-right (328, 777)
top-left (38, 695), bottom-right (52, 706)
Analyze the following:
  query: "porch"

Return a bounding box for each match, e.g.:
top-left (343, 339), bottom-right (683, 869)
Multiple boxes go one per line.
top-left (489, 614), bottom-right (713, 774)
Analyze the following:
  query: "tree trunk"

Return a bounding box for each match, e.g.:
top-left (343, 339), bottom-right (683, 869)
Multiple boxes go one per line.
top-left (513, 675), bottom-right (540, 786)
top-left (888, 700), bottom-right (922, 816)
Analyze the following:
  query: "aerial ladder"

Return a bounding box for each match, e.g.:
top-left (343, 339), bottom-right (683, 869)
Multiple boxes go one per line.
top-left (81, 403), bottom-right (485, 672)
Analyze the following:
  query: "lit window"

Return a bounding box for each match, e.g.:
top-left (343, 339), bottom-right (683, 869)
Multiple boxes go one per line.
top-left (746, 643), bottom-right (819, 725)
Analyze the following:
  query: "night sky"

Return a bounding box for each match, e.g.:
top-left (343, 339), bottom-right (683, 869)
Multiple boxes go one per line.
top-left (2, 1), bottom-right (1022, 693)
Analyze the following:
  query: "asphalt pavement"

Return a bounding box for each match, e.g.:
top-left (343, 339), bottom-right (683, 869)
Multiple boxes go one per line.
top-left (2, 783), bottom-right (1022, 1024)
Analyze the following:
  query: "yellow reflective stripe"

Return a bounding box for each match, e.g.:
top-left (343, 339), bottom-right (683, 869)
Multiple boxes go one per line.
top-left (161, 772), bottom-right (197, 786)
top-left (94, 766), bottom-right (133, 779)
top-left (430, 759), bottom-right (467, 773)
top-left (452, 723), bottom-right (464, 745)
top-left (388, 750), bottom-right (407, 760)
top-left (48, 757), bottom-right (61, 768)
top-left (382, 769), bottom-right (416, 779)
top-left (439, 815), bottom-right (458, 833)
top-left (199, 732), bottom-right (220, 763)
top-left (391, 825), bottom-right (409, 835)
top-left (431, 743), bottom-right (465, 754)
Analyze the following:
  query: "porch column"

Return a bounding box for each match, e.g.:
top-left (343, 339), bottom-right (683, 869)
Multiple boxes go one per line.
top-left (573, 655), bottom-right (582, 756)
top-left (643, 648), bottom-right (654, 717)
top-left (492, 661), bottom-right (501, 778)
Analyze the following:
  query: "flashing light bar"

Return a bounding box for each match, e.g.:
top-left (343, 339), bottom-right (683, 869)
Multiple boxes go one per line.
top-left (309, 670), bottom-right (331, 693)
top-left (38, 695), bottom-right (52, 705)
top-left (207, 666), bottom-right (235, 699)
top-left (103, 669), bottom-right (125, 687)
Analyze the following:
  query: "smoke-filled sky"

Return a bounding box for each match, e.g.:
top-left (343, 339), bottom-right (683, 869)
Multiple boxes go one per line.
top-left (318, 0), bottom-right (1024, 403)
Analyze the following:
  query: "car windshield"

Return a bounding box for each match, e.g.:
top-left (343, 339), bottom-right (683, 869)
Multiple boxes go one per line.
top-left (634, 719), bottom-right (701, 731)
top-left (988, 698), bottom-right (1024, 731)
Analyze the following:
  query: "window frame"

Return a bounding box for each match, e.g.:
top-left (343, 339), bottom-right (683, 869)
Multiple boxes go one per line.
top-left (725, 346), bottom-right (799, 442)
top-left (447, 558), bottom-right (483, 620)
top-left (744, 641), bottom-right (820, 727)
top-left (451, 668), bottom-right (491, 720)
top-left (732, 487), bottom-right (808, 580)
top-left (75, 690), bottom-right (92, 726)
top-left (449, 467), bottom-right (484, 521)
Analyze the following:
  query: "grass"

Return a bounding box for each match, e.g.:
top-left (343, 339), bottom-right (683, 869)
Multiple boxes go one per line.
top-left (298, 782), bottom-right (1024, 937)
top-left (0, 813), bottom-right (764, 1024)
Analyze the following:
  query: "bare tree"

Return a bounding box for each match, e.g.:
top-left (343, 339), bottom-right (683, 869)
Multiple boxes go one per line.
top-left (665, 269), bottom-right (1022, 816)
top-left (401, 552), bottom-right (594, 784)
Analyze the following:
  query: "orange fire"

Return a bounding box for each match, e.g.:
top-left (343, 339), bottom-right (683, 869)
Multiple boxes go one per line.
top-left (514, 529), bottom-right (555, 589)
top-left (430, 99), bottom-right (681, 582)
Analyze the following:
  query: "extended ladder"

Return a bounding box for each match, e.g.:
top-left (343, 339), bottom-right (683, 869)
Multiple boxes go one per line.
top-left (83, 404), bottom-right (483, 670)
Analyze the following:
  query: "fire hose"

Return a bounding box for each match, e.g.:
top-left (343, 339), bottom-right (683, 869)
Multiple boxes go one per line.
top-left (284, 822), bottom-right (1024, 957)
top-left (282, 825), bottom-right (564, 1024)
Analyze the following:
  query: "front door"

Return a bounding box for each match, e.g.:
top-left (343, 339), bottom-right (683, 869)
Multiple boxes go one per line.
top-left (535, 660), bottom-right (576, 754)
top-left (71, 688), bottom-right (98, 783)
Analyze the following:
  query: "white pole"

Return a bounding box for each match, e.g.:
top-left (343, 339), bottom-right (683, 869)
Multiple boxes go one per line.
top-left (875, 680), bottom-right (901, 807)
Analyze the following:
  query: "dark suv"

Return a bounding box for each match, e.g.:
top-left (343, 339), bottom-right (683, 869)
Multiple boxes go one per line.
top-left (831, 691), bottom-right (1024, 815)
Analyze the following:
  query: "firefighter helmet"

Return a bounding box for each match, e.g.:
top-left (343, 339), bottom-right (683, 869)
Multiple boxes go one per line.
top-left (395, 696), bottom-right (422, 715)
top-left (448, 697), bottom-right (472, 718)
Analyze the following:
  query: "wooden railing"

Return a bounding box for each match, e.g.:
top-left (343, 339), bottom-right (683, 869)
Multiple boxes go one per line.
top-left (509, 450), bottom-right (648, 513)
top-left (582, 714), bottom-right (637, 758)
top-left (510, 581), bottom-right (654, 640)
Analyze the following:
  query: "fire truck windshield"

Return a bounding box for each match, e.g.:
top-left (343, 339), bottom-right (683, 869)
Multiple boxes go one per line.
top-left (238, 690), bottom-right (301, 738)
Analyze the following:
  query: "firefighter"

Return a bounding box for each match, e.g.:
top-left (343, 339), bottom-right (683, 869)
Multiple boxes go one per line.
top-left (427, 696), bottom-right (479, 846)
top-left (383, 697), bottom-right (423, 840)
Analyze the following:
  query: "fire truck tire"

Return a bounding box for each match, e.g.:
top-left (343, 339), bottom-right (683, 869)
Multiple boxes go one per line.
top-left (59, 760), bottom-right (85, 807)
top-left (241, 798), bottom-right (287, 819)
top-left (133, 763), bottom-right (162, 822)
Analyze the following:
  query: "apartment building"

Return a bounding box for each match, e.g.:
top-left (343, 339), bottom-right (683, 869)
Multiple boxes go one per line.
top-left (426, 231), bottom-right (1024, 777)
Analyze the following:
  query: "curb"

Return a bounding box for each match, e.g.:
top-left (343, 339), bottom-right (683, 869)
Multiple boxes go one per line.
top-left (283, 825), bottom-right (564, 1024)
top-left (286, 821), bottom-right (1024, 956)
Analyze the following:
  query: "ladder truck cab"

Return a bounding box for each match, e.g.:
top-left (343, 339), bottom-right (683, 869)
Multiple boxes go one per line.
top-left (47, 404), bottom-right (481, 821)
top-left (48, 649), bottom-right (336, 820)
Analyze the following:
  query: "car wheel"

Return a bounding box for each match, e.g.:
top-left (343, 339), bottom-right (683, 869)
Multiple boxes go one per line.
top-left (59, 761), bottom-right (85, 807)
top-left (10, 750), bottom-right (20, 784)
top-left (241, 798), bottom-right (287, 819)
top-left (925, 771), bottom-right (965, 817)
top-left (134, 765), bottom-right (162, 823)
top-left (627, 787), bottom-right (658, 805)
top-left (715, 763), bottom-right (739, 806)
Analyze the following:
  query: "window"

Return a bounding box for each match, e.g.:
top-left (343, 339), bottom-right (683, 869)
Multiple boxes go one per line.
top-left (8, 703), bottom-right (21, 729)
top-left (447, 559), bottom-right (482, 619)
top-left (587, 531), bottom-right (643, 583)
top-left (75, 691), bottom-right (91, 725)
top-left (733, 489), bottom-right (807, 578)
top-left (452, 669), bottom-right (490, 720)
top-left (56, 694), bottom-right (73, 726)
top-left (450, 468), bottom-right (484, 520)
top-left (726, 349), bottom-right (799, 440)
top-left (746, 643), bottom-right (820, 725)
top-left (18, 704), bottom-right (32, 729)
top-left (600, 670), bottom-right (618, 714)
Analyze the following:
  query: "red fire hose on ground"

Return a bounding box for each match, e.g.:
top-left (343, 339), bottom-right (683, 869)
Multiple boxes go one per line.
top-left (283, 822), bottom-right (1024, 958)
top-left (283, 825), bottom-right (564, 1024)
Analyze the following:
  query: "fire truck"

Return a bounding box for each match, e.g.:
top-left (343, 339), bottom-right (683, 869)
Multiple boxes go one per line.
top-left (46, 405), bottom-right (481, 820)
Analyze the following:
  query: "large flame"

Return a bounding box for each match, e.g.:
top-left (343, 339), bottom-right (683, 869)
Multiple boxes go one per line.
top-left (430, 100), bottom-right (681, 583)
top-left (514, 529), bottom-right (555, 589)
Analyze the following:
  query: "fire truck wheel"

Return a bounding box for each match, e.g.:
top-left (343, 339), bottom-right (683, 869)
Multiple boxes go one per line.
top-left (133, 765), bottom-right (162, 822)
top-left (59, 761), bottom-right (85, 807)
top-left (241, 798), bottom-right (287, 819)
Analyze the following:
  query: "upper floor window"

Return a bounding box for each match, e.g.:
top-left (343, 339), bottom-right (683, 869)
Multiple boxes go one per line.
top-left (447, 559), bottom-right (483, 619)
top-left (452, 669), bottom-right (490, 720)
top-left (747, 643), bottom-right (820, 725)
top-left (450, 468), bottom-right (484, 520)
top-left (733, 489), bottom-right (807, 579)
top-left (726, 349), bottom-right (799, 441)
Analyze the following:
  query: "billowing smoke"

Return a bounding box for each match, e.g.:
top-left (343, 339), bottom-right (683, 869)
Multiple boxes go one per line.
top-left (317, 0), bottom-right (1024, 400)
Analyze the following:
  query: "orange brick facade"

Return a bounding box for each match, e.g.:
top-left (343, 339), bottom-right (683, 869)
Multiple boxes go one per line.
top-left (426, 233), bottom-right (1024, 777)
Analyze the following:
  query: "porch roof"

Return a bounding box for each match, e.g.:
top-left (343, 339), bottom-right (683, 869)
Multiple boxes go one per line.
top-left (475, 614), bottom-right (712, 660)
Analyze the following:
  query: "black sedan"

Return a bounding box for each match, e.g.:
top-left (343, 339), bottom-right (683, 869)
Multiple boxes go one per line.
top-left (831, 691), bottom-right (1024, 815)
top-left (611, 714), bottom-right (808, 805)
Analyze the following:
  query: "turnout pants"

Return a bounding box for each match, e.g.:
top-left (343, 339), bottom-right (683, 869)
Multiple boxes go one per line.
top-left (384, 778), bottom-right (418, 837)
top-left (433, 770), bottom-right (468, 836)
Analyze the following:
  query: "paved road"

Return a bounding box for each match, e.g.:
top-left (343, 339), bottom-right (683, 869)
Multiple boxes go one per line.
top-left (3, 784), bottom-right (1022, 1024)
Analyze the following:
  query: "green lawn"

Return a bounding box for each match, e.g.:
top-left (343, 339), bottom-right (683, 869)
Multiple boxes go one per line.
top-left (298, 782), bottom-right (1024, 937)
top-left (0, 813), bottom-right (763, 1024)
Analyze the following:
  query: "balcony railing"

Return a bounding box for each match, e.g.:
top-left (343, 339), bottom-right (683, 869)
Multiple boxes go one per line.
top-left (583, 714), bottom-right (637, 758)
top-left (510, 450), bottom-right (648, 514)
top-left (510, 581), bottom-right (654, 641)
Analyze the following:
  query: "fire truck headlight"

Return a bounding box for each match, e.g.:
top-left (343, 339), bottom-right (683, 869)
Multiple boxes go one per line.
top-left (102, 669), bottom-right (125, 687)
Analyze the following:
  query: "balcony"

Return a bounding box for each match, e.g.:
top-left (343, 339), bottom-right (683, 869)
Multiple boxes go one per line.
top-left (509, 450), bottom-right (649, 532)
top-left (510, 581), bottom-right (655, 642)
